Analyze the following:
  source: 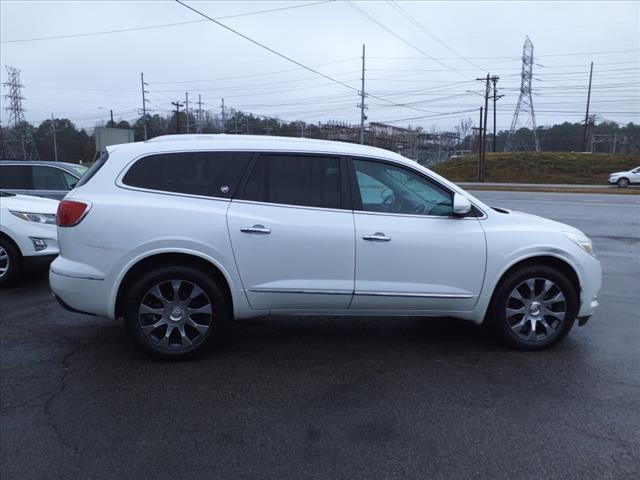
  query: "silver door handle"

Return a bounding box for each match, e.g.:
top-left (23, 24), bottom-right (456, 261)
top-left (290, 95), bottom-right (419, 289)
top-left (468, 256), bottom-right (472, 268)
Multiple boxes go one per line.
top-left (240, 225), bottom-right (271, 234)
top-left (362, 232), bottom-right (391, 242)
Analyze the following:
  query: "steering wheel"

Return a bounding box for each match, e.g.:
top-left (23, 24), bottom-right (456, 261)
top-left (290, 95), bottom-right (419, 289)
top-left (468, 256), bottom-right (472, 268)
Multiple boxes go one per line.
top-left (381, 188), bottom-right (395, 206)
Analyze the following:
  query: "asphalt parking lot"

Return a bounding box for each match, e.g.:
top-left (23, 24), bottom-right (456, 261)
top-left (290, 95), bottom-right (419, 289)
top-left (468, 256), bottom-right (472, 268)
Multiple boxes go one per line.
top-left (1, 190), bottom-right (639, 480)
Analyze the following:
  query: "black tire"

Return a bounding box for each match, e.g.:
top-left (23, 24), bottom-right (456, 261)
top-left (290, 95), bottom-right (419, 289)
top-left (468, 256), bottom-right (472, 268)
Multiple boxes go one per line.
top-left (124, 265), bottom-right (230, 359)
top-left (617, 177), bottom-right (630, 188)
top-left (0, 237), bottom-right (22, 287)
top-left (487, 265), bottom-right (577, 351)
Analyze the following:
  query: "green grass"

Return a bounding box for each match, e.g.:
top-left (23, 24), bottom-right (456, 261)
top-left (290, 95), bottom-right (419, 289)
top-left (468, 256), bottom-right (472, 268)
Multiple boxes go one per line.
top-left (432, 152), bottom-right (640, 184)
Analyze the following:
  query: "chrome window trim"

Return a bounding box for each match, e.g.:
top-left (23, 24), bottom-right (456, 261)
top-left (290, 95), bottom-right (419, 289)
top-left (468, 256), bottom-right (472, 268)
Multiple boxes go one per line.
top-left (232, 198), bottom-right (351, 214)
top-left (113, 149), bottom-right (486, 218)
top-left (116, 182), bottom-right (233, 203)
top-left (353, 209), bottom-right (486, 221)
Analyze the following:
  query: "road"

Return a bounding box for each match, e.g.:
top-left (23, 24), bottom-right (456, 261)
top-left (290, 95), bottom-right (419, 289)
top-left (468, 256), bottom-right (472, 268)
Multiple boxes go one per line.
top-left (1, 191), bottom-right (639, 479)
top-left (462, 182), bottom-right (640, 189)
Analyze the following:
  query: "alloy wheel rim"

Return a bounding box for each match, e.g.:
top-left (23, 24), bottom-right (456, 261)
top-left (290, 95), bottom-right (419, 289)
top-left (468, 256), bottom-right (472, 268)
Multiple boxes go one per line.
top-left (505, 277), bottom-right (566, 342)
top-left (0, 247), bottom-right (9, 278)
top-left (138, 279), bottom-right (213, 350)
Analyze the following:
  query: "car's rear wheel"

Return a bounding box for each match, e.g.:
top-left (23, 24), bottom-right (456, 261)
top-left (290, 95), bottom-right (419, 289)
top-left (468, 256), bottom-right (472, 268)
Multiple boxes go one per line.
top-left (487, 265), bottom-right (577, 350)
top-left (124, 266), bottom-right (229, 359)
top-left (617, 177), bottom-right (630, 188)
top-left (0, 238), bottom-right (21, 287)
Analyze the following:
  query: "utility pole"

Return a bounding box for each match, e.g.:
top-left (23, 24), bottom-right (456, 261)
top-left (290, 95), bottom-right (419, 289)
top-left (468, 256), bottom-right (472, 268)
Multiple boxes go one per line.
top-left (140, 73), bottom-right (149, 140)
top-left (109, 109), bottom-right (114, 127)
top-left (221, 98), bottom-right (226, 133)
top-left (185, 92), bottom-right (190, 134)
top-left (490, 75), bottom-right (503, 152)
top-left (51, 113), bottom-right (58, 162)
top-left (171, 101), bottom-right (183, 134)
top-left (582, 61), bottom-right (594, 152)
top-left (197, 94), bottom-right (203, 133)
top-left (475, 74), bottom-right (490, 182)
top-left (476, 107), bottom-right (483, 182)
top-left (359, 44), bottom-right (367, 145)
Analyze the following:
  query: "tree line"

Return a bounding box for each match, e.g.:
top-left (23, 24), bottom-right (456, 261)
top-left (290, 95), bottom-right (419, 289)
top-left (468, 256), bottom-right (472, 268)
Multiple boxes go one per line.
top-left (1, 109), bottom-right (637, 164)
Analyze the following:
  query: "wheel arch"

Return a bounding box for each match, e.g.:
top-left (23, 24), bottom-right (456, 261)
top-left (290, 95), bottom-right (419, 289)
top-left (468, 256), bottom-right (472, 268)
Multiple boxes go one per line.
top-left (114, 252), bottom-right (234, 319)
top-left (0, 231), bottom-right (22, 258)
top-left (617, 176), bottom-right (630, 186)
top-left (490, 255), bottom-right (581, 308)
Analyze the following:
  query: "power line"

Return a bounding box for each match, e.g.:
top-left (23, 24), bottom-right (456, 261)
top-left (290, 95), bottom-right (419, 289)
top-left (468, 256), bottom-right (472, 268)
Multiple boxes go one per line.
top-left (386, 0), bottom-right (487, 72)
top-left (174, 0), bottom-right (359, 93)
top-left (344, 0), bottom-right (471, 79)
top-left (173, 0), bottom-right (458, 117)
top-left (1, 1), bottom-right (335, 44)
top-left (152, 57), bottom-right (360, 85)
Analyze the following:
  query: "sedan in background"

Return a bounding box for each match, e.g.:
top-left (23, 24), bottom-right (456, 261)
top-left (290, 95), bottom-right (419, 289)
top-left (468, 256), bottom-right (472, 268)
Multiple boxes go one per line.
top-left (0, 191), bottom-right (59, 286)
top-left (608, 166), bottom-right (640, 188)
top-left (0, 160), bottom-right (88, 200)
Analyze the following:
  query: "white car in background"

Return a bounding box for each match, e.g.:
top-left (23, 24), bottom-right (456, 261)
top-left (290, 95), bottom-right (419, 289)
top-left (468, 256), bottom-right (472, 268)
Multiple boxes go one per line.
top-left (50, 135), bottom-right (602, 359)
top-left (0, 191), bottom-right (59, 285)
top-left (608, 166), bottom-right (640, 187)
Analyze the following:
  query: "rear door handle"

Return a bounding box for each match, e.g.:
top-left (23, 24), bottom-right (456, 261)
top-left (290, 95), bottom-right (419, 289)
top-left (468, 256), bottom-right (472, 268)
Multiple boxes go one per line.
top-left (240, 224), bottom-right (271, 234)
top-left (362, 232), bottom-right (391, 242)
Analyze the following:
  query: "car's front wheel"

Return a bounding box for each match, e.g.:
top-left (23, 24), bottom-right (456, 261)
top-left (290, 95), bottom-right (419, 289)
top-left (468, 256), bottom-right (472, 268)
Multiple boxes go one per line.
top-left (617, 177), bottom-right (630, 188)
top-left (124, 265), bottom-right (230, 359)
top-left (0, 238), bottom-right (21, 287)
top-left (488, 265), bottom-right (578, 350)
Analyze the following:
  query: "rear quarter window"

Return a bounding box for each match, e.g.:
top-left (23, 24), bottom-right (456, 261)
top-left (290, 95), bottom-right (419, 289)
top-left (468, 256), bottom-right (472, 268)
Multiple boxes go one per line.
top-left (121, 151), bottom-right (252, 198)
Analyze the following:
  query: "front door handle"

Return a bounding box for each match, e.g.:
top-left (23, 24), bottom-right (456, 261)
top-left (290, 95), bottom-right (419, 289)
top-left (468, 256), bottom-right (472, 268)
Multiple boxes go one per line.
top-left (362, 232), bottom-right (391, 242)
top-left (240, 224), bottom-right (271, 234)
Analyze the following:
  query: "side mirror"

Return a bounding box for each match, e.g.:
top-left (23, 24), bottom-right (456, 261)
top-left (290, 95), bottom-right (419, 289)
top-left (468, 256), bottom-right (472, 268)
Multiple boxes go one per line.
top-left (453, 193), bottom-right (472, 216)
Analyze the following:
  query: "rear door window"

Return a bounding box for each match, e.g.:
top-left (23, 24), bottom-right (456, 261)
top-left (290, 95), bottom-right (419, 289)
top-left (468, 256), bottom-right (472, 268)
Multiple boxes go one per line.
top-left (0, 165), bottom-right (33, 189)
top-left (238, 154), bottom-right (341, 209)
top-left (122, 151), bottom-right (252, 198)
top-left (32, 166), bottom-right (73, 190)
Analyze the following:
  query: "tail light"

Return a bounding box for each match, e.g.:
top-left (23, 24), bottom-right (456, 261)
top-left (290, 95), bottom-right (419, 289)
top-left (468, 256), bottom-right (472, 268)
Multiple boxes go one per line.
top-left (57, 200), bottom-right (91, 227)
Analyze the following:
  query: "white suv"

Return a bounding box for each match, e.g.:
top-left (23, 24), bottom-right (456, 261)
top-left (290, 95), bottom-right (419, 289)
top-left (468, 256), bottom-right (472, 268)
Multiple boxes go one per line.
top-left (608, 166), bottom-right (640, 188)
top-left (50, 135), bottom-right (601, 358)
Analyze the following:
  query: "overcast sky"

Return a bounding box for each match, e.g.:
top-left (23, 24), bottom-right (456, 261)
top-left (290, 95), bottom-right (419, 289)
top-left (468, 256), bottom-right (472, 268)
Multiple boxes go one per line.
top-left (1, 0), bottom-right (639, 132)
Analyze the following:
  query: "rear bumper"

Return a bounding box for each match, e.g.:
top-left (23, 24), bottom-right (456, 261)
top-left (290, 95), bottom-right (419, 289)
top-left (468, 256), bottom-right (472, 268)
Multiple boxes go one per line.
top-left (52, 292), bottom-right (98, 316)
top-left (49, 268), bottom-right (110, 318)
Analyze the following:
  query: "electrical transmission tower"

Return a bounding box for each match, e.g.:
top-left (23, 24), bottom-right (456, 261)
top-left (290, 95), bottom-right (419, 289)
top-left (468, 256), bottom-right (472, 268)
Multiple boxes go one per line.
top-left (2, 66), bottom-right (39, 159)
top-left (505, 37), bottom-right (540, 152)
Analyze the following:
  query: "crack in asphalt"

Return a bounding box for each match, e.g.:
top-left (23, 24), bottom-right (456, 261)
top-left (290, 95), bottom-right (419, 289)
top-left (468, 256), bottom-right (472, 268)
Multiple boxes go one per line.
top-left (43, 344), bottom-right (81, 453)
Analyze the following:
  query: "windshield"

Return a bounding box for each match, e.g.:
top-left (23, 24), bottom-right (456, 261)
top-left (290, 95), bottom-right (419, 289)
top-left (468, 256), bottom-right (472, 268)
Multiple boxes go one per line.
top-left (70, 164), bottom-right (89, 177)
top-left (0, 191), bottom-right (16, 197)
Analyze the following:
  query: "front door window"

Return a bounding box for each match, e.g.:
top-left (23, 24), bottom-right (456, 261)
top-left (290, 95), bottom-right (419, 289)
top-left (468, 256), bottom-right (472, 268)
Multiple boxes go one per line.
top-left (353, 159), bottom-right (453, 216)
